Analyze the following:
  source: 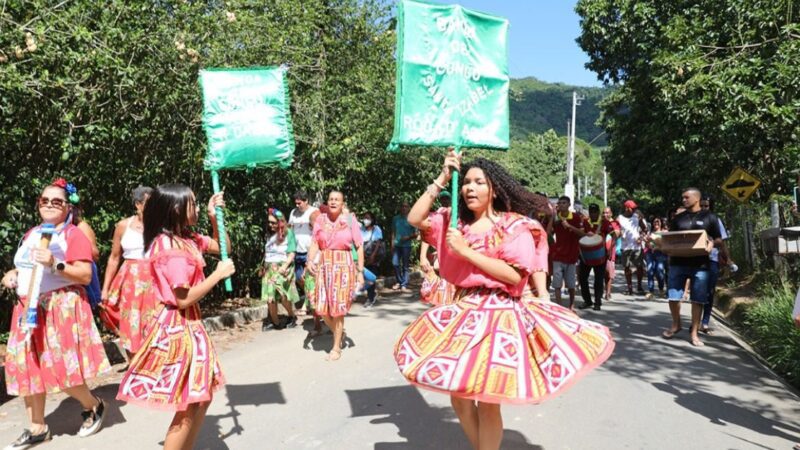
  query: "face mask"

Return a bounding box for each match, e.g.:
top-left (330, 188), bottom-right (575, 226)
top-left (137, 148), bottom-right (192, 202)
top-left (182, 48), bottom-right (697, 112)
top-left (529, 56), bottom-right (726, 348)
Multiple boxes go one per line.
top-left (363, 219), bottom-right (372, 227)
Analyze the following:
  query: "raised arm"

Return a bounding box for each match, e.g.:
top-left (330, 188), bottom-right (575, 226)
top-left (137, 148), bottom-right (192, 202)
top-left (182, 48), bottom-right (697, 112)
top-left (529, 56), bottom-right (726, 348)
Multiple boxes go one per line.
top-left (408, 149), bottom-right (461, 230)
top-left (204, 192), bottom-right (232, 255)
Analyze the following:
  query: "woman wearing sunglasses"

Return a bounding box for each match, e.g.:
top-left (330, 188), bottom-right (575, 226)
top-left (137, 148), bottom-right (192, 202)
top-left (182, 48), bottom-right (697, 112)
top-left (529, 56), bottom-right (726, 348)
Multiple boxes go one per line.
top-left (1, 179), bottom-right (110, 449)
top-left (260, 208), bottom-right (299, 330)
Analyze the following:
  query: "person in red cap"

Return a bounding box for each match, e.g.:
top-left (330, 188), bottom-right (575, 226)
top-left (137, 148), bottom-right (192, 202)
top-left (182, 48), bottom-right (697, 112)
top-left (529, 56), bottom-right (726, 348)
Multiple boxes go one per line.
top-left (617, 199), bottom-right (648, 295)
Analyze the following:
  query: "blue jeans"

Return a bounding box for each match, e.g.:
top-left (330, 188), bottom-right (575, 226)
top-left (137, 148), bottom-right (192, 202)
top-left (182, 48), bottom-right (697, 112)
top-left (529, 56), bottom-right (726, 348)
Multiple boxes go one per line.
top-left (364, 265), bottom-right (378, 303)
top-left (392, 246), bottom-right (412, 288)
top-left (667, 265), bottom-right (710, 304)
top-left (702, 261), bottom-right (720, 326)
top-left (646, 251), bottom-right (667, 292)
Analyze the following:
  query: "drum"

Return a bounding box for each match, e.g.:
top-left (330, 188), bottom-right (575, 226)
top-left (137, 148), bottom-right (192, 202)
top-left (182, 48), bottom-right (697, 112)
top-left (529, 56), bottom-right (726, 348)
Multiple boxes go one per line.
top-left (579, 234), bottom-right (606, 266)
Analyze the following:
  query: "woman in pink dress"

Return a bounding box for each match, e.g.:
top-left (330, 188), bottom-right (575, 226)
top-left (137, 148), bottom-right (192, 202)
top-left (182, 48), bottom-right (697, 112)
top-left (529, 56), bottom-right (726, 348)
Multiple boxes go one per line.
top-left (116, 184), bottom-right (235, 450)
top-left (394, 151), bottom-right (615, 450)
top-left (1, 179), bottom-right (110, 449)
top-left (307, 191), bottom-right (365, 361)
top-left (100, 186), bottom-right (157, 357)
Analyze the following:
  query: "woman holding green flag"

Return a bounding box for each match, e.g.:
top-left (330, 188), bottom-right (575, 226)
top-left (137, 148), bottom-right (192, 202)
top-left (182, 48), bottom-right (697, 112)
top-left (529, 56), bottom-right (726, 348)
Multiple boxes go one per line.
top-left (395, 150), bottom-right (614, 450)
top-left (306, 191), bottom-right (365, 361)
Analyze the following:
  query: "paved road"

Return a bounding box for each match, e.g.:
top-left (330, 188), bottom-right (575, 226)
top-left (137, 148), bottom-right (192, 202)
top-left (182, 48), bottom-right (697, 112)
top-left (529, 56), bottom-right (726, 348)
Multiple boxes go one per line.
top-left (0, 280), bottom-right (799, 449)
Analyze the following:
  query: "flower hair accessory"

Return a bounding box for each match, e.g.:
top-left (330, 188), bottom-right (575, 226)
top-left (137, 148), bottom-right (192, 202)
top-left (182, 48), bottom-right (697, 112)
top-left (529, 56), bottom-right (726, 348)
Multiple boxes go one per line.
top-left (269, 208), bottom-right (283, 219)
top-left (51, 177), bottom-right (81, 204)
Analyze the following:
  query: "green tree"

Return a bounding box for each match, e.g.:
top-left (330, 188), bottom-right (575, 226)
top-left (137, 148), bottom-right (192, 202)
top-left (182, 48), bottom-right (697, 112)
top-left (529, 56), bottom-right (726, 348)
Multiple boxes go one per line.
top-left (576, 0), bottom-right (800, 209)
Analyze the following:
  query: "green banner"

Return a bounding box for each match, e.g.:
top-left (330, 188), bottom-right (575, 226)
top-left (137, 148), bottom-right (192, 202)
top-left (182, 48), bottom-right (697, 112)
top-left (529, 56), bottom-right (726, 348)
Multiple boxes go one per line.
top-left (200, 67), bottom-right (295, 170)
top-left (388, 0), bottom-right (510, 151)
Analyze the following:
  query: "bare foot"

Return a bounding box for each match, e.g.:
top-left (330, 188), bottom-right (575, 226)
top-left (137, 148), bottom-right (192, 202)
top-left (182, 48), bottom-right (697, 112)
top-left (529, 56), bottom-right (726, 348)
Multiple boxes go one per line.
top-left (326, 349), bottom-right (342, 361)
top-left (690, 337), bottom-right (705, 347)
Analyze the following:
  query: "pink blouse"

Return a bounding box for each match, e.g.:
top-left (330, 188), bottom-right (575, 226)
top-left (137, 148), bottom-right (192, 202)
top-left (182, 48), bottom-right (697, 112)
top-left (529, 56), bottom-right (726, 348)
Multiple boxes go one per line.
top-left (422, 209), bottom-right (537, 297)
top-left (312, 213), bottom-right (363, 250)
top-left (148, 234), bottom-right (211, 307)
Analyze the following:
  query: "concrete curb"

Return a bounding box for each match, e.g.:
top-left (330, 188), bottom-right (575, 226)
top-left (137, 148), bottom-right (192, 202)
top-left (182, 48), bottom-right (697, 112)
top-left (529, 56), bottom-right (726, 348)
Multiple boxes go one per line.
top-left (201, 271), bottom-right (423, 332)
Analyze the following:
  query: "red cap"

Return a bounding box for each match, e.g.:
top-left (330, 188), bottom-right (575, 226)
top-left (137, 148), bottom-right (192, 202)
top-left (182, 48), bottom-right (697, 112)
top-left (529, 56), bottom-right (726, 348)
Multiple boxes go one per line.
top-left (624, 200), bottom-right (638, 209)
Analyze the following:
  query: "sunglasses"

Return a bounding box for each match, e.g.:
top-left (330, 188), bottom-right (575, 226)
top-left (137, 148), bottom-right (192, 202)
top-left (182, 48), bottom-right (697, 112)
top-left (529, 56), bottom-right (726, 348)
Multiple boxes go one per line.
top-left (38, 196), bottom-right (66, 208)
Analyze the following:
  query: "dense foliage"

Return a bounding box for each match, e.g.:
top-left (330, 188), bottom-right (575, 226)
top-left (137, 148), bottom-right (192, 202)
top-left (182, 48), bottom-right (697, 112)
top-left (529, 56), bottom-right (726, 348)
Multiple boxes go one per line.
top-left (576, 0), bottom-right (800, 211)
top-left (0, 1), bottom-right (610, 331)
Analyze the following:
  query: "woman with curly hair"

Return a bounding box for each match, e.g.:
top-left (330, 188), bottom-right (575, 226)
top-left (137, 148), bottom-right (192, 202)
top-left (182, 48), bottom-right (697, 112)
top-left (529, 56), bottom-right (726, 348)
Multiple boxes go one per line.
top-left (394, 150), bottom-right (615, 450)
top-left (260, 208), bottom-right (299, 330)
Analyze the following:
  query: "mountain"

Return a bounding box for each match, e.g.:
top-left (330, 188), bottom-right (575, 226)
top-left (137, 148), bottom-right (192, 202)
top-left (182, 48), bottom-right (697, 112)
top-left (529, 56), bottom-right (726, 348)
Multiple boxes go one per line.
top-left (509, 77), bottom-right (609, 146)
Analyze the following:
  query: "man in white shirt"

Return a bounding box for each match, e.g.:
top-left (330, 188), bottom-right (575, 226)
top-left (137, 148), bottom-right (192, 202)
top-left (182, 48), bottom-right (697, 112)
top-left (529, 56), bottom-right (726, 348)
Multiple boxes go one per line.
top-left (288, 190), bottom-right (319, 309)
top-left (617, 199), bottom-right (648, 295)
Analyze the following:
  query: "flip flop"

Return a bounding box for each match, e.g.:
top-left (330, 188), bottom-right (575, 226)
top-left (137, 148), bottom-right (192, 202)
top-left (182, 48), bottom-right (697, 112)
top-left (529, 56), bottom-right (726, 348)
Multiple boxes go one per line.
top-left (690, 337), bottom-right (705, 347)
top-left (662, 328), bottom-right (682, 339)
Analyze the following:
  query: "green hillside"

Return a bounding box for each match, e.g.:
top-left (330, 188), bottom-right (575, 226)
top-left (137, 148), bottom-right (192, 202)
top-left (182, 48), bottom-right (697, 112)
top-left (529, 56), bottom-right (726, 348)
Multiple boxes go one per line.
top-left (509, 77), bottom-right (608, 146)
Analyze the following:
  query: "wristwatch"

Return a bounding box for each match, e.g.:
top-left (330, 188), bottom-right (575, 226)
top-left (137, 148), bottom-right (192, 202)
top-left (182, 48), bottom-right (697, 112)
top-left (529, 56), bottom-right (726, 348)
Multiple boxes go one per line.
top-left (54, 259), bottom-right (66, 273)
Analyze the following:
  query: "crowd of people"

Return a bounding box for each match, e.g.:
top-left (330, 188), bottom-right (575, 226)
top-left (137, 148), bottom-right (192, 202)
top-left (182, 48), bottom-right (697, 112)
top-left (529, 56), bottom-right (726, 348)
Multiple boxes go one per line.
top-left (0, 154), bottom-right (741, 449)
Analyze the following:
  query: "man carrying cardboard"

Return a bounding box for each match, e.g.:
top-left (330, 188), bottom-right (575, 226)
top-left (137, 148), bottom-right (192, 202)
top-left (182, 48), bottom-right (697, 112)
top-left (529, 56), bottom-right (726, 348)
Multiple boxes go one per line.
top-left (662, 188), bottom-right (722, 347)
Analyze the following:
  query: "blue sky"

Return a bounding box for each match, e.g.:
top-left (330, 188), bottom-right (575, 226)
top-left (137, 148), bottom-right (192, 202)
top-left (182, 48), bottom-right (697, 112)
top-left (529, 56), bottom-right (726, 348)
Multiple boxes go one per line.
top-left (453, 1), bottom-right (601, 87)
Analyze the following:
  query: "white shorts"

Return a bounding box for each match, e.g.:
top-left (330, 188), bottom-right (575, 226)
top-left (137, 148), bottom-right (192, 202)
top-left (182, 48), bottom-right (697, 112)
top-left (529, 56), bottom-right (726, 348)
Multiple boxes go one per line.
top-left (552, 261), bottom-right (577, 290)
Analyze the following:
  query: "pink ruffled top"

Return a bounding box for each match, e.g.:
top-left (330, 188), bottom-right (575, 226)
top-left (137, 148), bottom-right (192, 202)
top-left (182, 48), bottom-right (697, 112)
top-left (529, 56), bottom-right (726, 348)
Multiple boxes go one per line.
top-left (421, 209), bottom-right (539, 297)
top-left (148, 233), bottom-right (211, 309)
top-left (312, 212), bottom-right (363, 250)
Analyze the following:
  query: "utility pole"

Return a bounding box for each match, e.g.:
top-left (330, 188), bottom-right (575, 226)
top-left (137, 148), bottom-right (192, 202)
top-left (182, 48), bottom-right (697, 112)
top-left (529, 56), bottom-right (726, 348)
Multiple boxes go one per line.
top-left (603, 166), bottom-right (608, 207)
top-left (564, 91), bottom-right (584, 205)
top-left (577, 176), bottom-right (582, 200)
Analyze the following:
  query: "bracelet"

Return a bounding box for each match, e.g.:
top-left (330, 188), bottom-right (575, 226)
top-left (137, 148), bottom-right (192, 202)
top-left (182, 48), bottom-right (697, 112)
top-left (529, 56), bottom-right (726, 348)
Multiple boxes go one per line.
top-left (432, 179), bottom-right (446, 190)
top-left (425, 183), bottom-right (441, 199)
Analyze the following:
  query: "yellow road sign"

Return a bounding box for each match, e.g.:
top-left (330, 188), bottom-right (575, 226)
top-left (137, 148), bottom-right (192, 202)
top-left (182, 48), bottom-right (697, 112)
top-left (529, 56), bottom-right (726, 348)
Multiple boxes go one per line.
top-left (722, 167), bottom-right (761, 203)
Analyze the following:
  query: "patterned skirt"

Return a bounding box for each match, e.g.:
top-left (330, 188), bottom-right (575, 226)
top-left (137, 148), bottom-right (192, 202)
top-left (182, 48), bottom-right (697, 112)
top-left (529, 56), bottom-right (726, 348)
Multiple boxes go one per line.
top-left (394, 287), bottom-right (615, 404)
top-left (420, 271), bottom-right (456, 307)
top-left (103, 259), bottom-right (158, 353)
top-left (117, 303), bottom-right (225, 411)
top-left (313, 249), bottom-right (356, 318)
top-left (5, 286), bottom-right (111, 396)
top-left (261, 263), bottom-right (300, 304)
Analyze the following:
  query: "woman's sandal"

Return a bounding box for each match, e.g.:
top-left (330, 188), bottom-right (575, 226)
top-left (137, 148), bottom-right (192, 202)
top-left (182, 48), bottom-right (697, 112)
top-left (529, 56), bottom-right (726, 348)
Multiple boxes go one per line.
top-left (326, 349), bottom-right (342, 361)
top-left (690, 337), bottom-right (705, 347)
top-left (391, 283), bottom-right (401, 290)
top-left (661, 328), bottom-right (682, 339)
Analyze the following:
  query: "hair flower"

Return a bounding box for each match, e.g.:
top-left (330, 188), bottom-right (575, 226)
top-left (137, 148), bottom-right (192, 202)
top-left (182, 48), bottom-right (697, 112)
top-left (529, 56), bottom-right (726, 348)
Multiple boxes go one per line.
top-left (52, 178), bottom-right (68, 189)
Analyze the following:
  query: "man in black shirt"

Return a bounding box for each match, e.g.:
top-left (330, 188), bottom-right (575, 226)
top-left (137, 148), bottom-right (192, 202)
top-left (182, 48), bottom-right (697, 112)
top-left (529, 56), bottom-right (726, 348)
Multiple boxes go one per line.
top-left (661, 188), bottom-right (722, 347)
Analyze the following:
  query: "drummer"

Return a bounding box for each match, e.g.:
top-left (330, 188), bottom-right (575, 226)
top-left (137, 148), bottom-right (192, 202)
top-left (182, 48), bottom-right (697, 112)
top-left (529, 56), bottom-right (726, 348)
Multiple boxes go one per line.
top-left (550, 196), bottom-right (586, 309)
top-left (578, 203), bottom-right (619, 311)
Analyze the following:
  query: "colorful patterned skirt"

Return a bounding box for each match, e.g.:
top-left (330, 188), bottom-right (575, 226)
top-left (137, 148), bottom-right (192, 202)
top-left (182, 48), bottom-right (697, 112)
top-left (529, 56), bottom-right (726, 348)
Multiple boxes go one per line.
top-left (5, 286), bottom-right (111, 396)
top-left (394, 287), bottom-right (615, 404)
top-left (420, 271), bottom-right (456, 307)
top-left (103, 259), bottom-right (157, 353)
top-left (117, 303), bottom-right (225, 411)
top-left (261, 263), bottom-right (300, 304)
top-left (313, 249), bottom-right (356, 318)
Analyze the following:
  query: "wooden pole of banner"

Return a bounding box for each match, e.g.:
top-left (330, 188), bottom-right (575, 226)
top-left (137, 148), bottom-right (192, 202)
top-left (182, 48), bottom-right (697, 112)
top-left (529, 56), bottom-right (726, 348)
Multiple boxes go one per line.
top-left (450, 147), bottom-right (462, 229)
top-left (211, 170), bottom-right (233, 292)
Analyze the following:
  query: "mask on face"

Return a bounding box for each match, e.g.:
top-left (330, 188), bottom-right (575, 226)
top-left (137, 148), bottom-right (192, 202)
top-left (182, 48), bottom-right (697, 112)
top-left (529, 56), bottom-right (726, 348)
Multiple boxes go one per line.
top-left (363, 219), bottom-right (373, 227)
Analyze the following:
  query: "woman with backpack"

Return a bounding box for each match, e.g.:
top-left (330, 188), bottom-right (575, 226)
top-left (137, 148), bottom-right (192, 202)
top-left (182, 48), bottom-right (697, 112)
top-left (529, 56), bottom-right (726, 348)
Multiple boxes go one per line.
top-left (1, 178), bottom-right (110, 449)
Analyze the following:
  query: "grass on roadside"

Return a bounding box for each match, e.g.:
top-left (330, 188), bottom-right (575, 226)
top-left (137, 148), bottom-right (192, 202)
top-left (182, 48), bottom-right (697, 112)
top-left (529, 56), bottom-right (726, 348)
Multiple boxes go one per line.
top-left (742, 281), bottom-right (800, 388)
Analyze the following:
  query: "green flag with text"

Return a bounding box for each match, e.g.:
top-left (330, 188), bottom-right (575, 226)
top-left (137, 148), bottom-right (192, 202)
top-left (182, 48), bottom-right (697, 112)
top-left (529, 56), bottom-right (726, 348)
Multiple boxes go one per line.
top-left (388, 0), bottom-right (509, 151)
top-left (200, 67), bottom-right (295, 170)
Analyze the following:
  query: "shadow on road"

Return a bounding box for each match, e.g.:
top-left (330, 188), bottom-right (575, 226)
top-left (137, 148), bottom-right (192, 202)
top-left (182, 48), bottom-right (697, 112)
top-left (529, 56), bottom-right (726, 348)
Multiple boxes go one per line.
top-left (346, 385), bottom-right (542, 449)
top-left (594, 277), bottom-right (800, 442)
top-left (47, 383), bottom-right (127, 437)
top-left (195, 382), bottom-right (286, 450)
